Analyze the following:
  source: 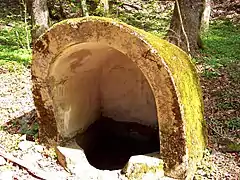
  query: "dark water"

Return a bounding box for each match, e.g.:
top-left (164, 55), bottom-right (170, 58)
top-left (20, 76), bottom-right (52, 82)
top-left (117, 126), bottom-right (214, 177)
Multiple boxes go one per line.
top-left (75, 117), bottom-right (160, 170)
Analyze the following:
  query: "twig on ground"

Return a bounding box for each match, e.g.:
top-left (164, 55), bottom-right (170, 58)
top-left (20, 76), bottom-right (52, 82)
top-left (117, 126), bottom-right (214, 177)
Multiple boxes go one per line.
top-left (0, 148), bottom-right (59, 180)
top-left (208, 124), bottom-right (235, 143)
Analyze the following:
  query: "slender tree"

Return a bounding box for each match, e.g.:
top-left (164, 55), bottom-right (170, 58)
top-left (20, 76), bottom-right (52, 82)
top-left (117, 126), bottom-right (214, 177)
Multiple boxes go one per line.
top-left (167, 0), bottom-right (204, 55)
top-left (81, 0), bottom-right (89, 17)
top-left (31, 0), bottom-right (49, 42)
top-left (201, 0), bottom-right (211, 33)
top-left (100, 0), bottom-right (109, 15)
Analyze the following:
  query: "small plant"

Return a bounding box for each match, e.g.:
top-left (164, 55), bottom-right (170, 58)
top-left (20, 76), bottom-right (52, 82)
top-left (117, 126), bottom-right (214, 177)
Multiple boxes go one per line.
top-left (19, 121), bottom-right (39, 140)
top-left (202, 69), bottom-right (220, 78)
top-left (227, 143), bottom-right (240, 151)
top-left (217, 102), bottom-right (235, 110)
top-left (226, 118), bottom-right (240, 131)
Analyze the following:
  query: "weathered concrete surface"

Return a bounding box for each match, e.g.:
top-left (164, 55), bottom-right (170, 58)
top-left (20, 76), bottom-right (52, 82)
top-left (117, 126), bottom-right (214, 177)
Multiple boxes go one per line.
top-left (122, 153), bottom-right (164, 179)
top-left (32, 16), bottom-right (206, 179)
top-left (56, 142), bottom-right (171, 180)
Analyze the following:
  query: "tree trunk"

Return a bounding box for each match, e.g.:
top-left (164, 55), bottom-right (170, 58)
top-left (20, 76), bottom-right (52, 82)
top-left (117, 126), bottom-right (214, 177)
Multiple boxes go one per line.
top-left (100, 0), bottom-right (109, 15)
top-left (167, 0), bottom-right (204, 55)
top-left (31, 0), bottom-right (49, 43)
top-left (81, 0), bottom-right (89, 17)
top-left (201, 0), bottom-right (211, 33)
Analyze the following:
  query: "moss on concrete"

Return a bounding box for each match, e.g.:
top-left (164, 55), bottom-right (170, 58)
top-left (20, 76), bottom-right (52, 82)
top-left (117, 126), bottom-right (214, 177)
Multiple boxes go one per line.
top-left (136, 23), bottom-right (206, 177)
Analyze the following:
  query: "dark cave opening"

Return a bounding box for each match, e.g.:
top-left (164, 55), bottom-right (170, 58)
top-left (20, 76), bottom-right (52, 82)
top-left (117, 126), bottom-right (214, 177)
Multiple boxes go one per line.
top-left (75, 116), bottom-right (160, 170)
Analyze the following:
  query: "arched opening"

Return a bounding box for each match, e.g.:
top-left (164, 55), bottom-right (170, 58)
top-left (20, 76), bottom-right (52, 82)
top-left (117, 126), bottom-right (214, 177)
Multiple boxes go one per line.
top-left (48, 42), bottom-right (159, 170)
top-left (33, 17), bottom-right (206, 178)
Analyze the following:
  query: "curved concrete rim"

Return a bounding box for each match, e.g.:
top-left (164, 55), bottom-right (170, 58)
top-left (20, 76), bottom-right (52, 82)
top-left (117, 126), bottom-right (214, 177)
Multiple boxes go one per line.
top-left (32, 16), bottom-right (206, 179)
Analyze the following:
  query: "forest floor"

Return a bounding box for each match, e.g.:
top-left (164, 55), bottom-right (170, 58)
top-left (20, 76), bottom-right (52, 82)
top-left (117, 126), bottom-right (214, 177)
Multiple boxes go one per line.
top-left (0, 0), bottom-right (239, 179)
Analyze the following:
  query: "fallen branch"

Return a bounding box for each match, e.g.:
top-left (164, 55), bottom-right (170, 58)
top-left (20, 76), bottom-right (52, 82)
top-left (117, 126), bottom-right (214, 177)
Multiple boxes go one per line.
top-left (121, 3), bottom-right (141, 10)
top-left (0, 149), bottom-right (58, 180)
top-left (113, 1), bottom-right (141, 10)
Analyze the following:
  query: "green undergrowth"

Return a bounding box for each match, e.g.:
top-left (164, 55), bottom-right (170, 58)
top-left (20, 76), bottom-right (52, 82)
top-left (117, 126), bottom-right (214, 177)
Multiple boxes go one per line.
top-left (199, 20), bottom-right (240, 78)
top-left (109, 1), bottom-right (173, 37)
top-left (0, 24), bottom-right (31, 66)
top-left (0, 9), bottom-right (32, 66)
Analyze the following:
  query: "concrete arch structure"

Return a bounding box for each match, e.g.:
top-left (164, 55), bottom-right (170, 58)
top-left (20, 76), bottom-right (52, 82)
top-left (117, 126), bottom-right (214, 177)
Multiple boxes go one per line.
top-left (32, 16), bottom-right (206, 179)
